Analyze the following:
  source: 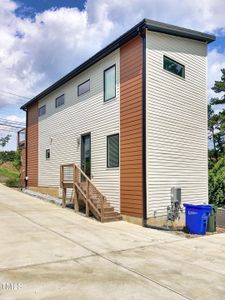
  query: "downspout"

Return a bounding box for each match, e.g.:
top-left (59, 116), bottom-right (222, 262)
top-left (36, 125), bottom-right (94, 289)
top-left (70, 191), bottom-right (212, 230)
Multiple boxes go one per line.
top-left (139, 27), bottom-right (147, 227)
top-left (25, 108), bottom-right (28, 188)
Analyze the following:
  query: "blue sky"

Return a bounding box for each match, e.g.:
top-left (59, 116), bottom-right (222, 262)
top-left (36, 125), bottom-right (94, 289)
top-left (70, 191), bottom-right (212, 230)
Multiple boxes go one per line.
top-left (0, 0), bottom-right (225, 150)
top-left (15, 0), bottom-right (85, 17)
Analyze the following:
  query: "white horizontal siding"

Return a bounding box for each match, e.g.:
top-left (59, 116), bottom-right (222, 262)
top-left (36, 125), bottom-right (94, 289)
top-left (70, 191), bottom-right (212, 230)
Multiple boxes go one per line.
top-left (146, 31), bottom-right (208, 218)
top-left (38, 50), bottom-right (120, 212)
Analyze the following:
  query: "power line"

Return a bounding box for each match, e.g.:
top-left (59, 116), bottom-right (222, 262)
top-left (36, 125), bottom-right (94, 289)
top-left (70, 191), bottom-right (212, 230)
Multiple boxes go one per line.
top-left (0, 123), bottom-right (24, 129)
top-left (0, 90), bottom-right (31, 99)
top-left (0, 127), bottom-right (19, 133)
top-left (0, 118), bottom-right (25, 135)
top-left (0, 118), bottom-right (25, 127)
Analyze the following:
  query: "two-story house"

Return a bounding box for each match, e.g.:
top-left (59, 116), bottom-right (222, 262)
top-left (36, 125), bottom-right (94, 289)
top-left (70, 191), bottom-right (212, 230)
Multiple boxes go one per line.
top-left (20, 19), bottom-right (215, 225)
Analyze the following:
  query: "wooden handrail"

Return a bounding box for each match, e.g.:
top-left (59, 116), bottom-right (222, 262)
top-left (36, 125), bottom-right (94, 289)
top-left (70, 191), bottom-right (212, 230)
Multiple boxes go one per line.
top-left (60, 163), bottom-right (106, 220)
top-left (73, 163), bottom-right (105, 197)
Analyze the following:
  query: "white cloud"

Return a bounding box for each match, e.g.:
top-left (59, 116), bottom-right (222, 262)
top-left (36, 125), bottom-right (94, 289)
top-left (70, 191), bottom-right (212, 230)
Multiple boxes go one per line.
top-left (0, 0), bottom-right (225, 110)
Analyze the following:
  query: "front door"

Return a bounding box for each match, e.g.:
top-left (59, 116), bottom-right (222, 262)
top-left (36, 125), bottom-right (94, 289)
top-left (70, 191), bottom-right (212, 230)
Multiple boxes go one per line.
top-left (81, 133), bottom-right (91, 178)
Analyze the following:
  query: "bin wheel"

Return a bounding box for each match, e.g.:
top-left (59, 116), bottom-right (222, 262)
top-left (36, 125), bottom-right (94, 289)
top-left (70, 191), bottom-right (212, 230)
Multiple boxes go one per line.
top-left (183, 226), bottom-right (190, 234)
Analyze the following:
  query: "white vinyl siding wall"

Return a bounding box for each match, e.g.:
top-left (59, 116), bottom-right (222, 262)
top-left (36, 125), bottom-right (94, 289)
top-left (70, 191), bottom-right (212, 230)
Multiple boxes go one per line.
top-left (38, 50), bottom-right (120, 211)
top-left (146, 31), bottom-right (208, 218)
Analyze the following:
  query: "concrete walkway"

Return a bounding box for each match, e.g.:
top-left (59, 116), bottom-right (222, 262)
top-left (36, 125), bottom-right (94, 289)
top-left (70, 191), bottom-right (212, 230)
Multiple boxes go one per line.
top-left (0, 184), bottom-right (224, 300)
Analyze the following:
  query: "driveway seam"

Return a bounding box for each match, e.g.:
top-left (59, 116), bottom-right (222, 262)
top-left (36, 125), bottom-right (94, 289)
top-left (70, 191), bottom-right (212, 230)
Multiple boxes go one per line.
top-left (0, 255), bottom-right (96, 273)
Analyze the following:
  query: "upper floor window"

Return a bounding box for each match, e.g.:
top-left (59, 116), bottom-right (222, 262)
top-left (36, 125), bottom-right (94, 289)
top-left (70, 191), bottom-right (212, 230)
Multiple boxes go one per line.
top-left (104, 65), bottom-right (116, 102)
top-left (107, 134), bottom-right (119, 168)
top-left (78, 79), bottom-right (90, 96)
top-left (163, 56), bottom-right (185, 78)
top-left (55, 94), bottom-right (65, 108)
top-left (39, 105), bottom-right (46, 117)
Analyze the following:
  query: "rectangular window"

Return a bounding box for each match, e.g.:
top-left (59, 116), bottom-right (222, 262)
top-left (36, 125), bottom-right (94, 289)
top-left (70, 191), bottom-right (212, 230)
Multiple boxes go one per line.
top-left (163, 56), bottom-right (185, 78)
top-left (104, 65), bottom-right (116, 101)
top-left (78, 79), bottom-right (90, 96)
top-left (107, 134), bottom-right (119, 168)
top-left (39, 105), bottom-right (46, 117)
top-left (55, 94), bottom-right (65, 108)
top-left (46, 149), bottom-right (50, 160)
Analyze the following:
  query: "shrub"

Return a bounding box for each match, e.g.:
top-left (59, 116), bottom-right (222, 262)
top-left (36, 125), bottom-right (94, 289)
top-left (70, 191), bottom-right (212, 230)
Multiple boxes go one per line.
top-left (5, 177), bottom-right (21, 188)
top-left (209, 156), bottom-right (225, 207)
top-left (0, 151), bottom-right (17, 163)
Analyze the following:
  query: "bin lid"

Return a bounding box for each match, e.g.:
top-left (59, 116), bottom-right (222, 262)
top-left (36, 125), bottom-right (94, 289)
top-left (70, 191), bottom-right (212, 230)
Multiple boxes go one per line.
top-left (183, 203), bottom-right (212, 210)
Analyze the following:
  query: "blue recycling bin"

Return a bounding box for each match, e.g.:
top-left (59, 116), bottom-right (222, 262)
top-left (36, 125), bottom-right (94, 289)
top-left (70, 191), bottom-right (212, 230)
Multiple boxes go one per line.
top-left (183, 204), bottom-right (212, 235)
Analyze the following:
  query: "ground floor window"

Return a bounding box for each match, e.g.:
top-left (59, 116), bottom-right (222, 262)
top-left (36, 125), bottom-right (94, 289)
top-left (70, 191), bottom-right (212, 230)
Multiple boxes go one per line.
top-left (46, 149), bottom-right (50, 160)
top-left (107, 134), bottom-right (119, 168)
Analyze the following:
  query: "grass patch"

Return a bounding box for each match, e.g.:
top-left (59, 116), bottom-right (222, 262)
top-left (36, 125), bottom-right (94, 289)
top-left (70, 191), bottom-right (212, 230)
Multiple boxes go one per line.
top-left (0, 166), bottom-right (20, 183)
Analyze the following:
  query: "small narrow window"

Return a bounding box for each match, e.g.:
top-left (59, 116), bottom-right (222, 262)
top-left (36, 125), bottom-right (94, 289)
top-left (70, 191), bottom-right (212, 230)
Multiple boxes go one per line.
top-left (107, 134), bottom-right (119, 168)
top-left (46, 149), bottom-right (50, 160)
top-left (55, 94), bottom-right (65, 108)
top-left (39, 105), bottom-right (46, 117)
top-left (163, 56), bottom-right (185, 78)
top-left (104, 65), bottom-right (116, 101)
top-left (78, 79), bottom-right (90, 96)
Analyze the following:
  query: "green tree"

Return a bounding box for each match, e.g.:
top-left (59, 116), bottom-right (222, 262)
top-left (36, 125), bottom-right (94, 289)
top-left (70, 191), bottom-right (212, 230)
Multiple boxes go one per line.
top-left (0, 134), bottom-right (11, 148)
top-left (211, 68), bottom-right (225, 105)
top-left (208, 69), bottom-right (225, 160)
top-left (208, 105), bottom-right (225, 160)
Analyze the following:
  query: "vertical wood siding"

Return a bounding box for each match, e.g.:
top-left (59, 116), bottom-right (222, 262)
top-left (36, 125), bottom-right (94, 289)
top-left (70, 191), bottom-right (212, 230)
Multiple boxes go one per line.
top-left (146, 31), bottom-right (208, 218)
top-left (120, 36), bottom-right (144, 217)
top-left (27, 102), bottom-right (38, 186)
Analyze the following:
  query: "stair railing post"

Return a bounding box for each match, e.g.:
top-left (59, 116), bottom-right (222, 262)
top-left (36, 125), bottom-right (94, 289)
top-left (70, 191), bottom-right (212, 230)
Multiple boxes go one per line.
top-left (60, 165), bottom-right (66, 208)
top-left (60, 165), bottom-right (64, 188)
top-left (101, 196), bottom-right (105, 222)
top-left (73, 164), bottom-right (78, 211)
top-left (73, 164), bottom-right (76, 184)
top-left (62, 186), bottom-right (66, 208)
top-left (86, 180), bottom-right (89, 217)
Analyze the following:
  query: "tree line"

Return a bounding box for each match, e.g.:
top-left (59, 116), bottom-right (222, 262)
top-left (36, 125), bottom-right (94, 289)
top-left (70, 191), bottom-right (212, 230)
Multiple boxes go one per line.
top-left (208, 69), bottom-right (225, 206)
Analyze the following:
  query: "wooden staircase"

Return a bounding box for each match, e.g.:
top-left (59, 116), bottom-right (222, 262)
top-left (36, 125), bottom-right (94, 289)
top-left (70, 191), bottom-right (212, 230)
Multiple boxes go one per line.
top-left (60, 163), bottom-right (122, 222)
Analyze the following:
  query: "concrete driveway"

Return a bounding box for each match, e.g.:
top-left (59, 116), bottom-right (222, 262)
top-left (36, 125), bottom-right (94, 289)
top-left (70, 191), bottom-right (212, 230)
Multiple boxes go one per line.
top-left (0, 184), bottom-right (225, 300)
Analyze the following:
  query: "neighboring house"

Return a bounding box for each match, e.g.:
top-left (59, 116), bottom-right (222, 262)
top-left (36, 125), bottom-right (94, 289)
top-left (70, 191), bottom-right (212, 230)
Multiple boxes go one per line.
top-left (20, 19), bottom-right (215, 225)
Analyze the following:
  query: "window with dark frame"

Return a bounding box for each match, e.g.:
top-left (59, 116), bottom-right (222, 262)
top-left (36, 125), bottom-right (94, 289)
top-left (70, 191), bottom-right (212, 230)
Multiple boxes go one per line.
top-left (46, 149), bottom-right (50, 160)
top-left (163, 56), bottom-right (185, 78)
top-left (78, 79), bottom-right (90, 96)
top-left (39, 105), bottom-right (46, 117)
top-left (107, 134), bottom-right (119, 168)
top-left (55, 94), bottom-right (65, 108)
top-left (104, 65), bottom-right (116, 102)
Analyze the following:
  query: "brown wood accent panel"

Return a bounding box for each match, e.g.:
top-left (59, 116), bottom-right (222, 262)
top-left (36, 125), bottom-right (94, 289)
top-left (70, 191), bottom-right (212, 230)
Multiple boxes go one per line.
top-left (120, 35), bottom-right (143, 218)
top-left (27, 102), bottom-right (38, 187)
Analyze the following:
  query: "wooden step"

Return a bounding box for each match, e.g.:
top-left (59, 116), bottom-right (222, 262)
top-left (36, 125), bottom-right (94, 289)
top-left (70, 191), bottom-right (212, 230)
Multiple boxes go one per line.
top-left (61, 164), bottom-right (121, 223)
top-left (103, 211), bottom-right (120, 217)
top-left (102, 215), bottom-right (123, 222)
top-left (99, 207), bottom-right (114, 213)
